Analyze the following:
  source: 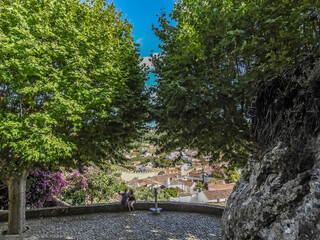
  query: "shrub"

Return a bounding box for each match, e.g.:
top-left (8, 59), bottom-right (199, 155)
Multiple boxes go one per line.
top-left (60, 167), bottom-right (120, 205)
top-left (26, 170), bottom-right (67, 208)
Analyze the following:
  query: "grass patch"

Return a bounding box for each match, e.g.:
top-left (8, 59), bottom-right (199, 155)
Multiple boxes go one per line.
top-left (110, 165), bottom-right (129, 171)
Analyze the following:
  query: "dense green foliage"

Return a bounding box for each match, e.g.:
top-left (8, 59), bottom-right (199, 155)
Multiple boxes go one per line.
top-left (163, 187), bottom-right (179, 198)
top-left (151, 0), bottom-right (320, 166)
top-left (132, 186), bottom-right (172, 201)
top-left (61, 167), bottom-right (120, 205)
top-left (0, 0), bottom-right (147, 179)
top-left (195, 181), bottom-right (205, 190)
top-left (0, 167), bottom-right (124, 208)
top-left (227, 168), bottom-right (241, 183)
top-left (153, 157), bottom-right (174, 168)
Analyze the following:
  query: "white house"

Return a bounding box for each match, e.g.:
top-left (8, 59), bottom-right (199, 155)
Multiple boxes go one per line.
top-left (196, 189), bottom-right (233, 203)
top-left (146, 162), bottom-right (153, 168)
top-left (185, 150), bottom-right (198, 157)
top-left (170, 189), bottom-right (233, 204)
top-left (131, 161), bottom-right (141, 166)
top-left (167, 179), bottom-right (184, 189)
top-left (170, 151), bottom-right (181, 158)
top-left (187, 171), bottom-right (203, 181)
top-left (179, 180), bottom-right (196, 193)
top-left (181, 156), bottom-right (189, 161)
top-left (170, 192), bottom-right (195, 203)
top-left (144, 152), bottom-right (152, 157)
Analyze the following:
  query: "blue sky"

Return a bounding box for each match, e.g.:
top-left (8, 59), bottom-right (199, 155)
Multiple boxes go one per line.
top-left (107, 0), bottom-right (175, 86)
top-left (107, 0), bottom-right (174, 57)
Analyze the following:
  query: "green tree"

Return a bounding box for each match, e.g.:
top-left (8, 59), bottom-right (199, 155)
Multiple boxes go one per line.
top-left (153, 157), bottom-right (173, 168)
top-left (0, 0), bottom-right (147, 234)
top-left (133, 186), bottom-right (172, 201)
top-left (163, 187), bottom-right (178, 198)
top-left (151, 0), bottom-right (319, 167)
top-left (227, 168), bottom-right (241, 183)
top-left (195, 181), bottom-right (205, 191)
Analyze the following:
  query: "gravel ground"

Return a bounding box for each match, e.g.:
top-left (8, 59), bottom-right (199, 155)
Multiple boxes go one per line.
top-left (0, 211), bottom-right (222, 240)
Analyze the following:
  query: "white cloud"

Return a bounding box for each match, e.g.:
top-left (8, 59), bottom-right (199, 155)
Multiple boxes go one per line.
top-left (140, 56), bottom-right (153, 68)
top-left (136, 37), bottom-right (144, 46)
top-left (140, 53), bottom-right (161, 69)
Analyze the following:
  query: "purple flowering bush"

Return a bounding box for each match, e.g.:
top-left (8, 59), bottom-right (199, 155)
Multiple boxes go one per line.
top-left (26, 170), bottom-right (67, 208)
top-left (0, 170), bottom-right (67, 210)
top-left (1, 167), bottom-right (120, 209)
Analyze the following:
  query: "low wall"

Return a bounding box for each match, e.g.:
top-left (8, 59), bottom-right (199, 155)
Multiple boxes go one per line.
top-left (0, 202), bottom-right (224, 222)
top-left (119, 171), bottom-right (159, 181)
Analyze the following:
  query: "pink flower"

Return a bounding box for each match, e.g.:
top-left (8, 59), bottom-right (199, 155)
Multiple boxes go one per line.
top-left (81, 179), bottom-right (88, 188)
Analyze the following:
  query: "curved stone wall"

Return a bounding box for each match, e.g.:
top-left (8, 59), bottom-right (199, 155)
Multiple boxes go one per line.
top-left (0, 202), bottom-right (224, 222)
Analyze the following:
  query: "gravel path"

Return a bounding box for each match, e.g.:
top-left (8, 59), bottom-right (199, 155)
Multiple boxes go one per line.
top-left (0, 211), bottom-right (222, 240)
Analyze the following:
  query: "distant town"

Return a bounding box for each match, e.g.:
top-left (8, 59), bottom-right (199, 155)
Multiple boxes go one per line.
top-left (112, 143), bottom-right (241, 206)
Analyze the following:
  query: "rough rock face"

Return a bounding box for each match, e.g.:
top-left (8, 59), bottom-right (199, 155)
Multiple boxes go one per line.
top-left (223, 54), bottom-right (320, 240)
top-left (222, 138), bottom-right (320, 240)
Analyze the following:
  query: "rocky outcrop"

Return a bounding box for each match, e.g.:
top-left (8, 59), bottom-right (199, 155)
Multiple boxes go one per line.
top-left (223, 54), bottom-right (320, 240)
top-left (222, 139), bottom-right (320, 239)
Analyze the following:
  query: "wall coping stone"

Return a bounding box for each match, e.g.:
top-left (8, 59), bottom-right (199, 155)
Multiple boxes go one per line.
top-left (0, 202), bottom-right (224, 222)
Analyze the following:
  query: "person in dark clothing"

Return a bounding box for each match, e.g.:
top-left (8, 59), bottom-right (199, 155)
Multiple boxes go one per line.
top-left (127, 189), bottom-right (136, 211)
top-left (118, 189), bottom-right (128, 206)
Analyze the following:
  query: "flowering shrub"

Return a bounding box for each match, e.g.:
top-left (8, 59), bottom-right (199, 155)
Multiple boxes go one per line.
top-left (0, 167), bottom-right (120, 208)
top-left (1, 170), bottom-right (67, 209)
top-left (60, 167), bottom-right (120, 205)
top-left (211, 164), bottom-right (226, 180)
top-left (26, 170), bottom-right (67, 208)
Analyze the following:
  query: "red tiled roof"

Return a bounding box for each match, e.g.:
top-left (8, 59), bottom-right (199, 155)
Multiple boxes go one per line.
top-left (188, 173), bottom-right (202, 178)
top-left (211, 180), bottom-right (224, 184)
top-left (208, 182), bottom-right (234, 191)
top-left (127, 179), bottom-right (151, 187)
top-left (179, 192), bottom-right (192, 197)
top-left (139, 181), bottom-right (148, 187)
top-left (192, 163), bottom-right (201, 167)
top-left (174, 187), bottom-right (185, 193)
top-left (203, 189), bottom-right (233, 200)
top-left (173, 187), bottom-right (192, 197)
top-left (170, 179), bottom-right (182, 185)
top-left (167, 173), bottom-right (182, 179)
top-left (180, 180), bottom-right (195, 188)
top-left (145, 176), bottom-right (168, 185)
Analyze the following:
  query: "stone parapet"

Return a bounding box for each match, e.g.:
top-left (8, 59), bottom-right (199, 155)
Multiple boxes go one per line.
top-left (0, 202), bottom-right (224, 222)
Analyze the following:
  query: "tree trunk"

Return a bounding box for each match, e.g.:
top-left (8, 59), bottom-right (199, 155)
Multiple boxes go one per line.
top-left (6, 169), bottom-right (29, 235)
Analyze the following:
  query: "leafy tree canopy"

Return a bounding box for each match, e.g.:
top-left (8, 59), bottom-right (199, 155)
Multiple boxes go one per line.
top-left (151, 0), bottom-right (319, 167)
top-left (0, 0), bottom-right (148, 179)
